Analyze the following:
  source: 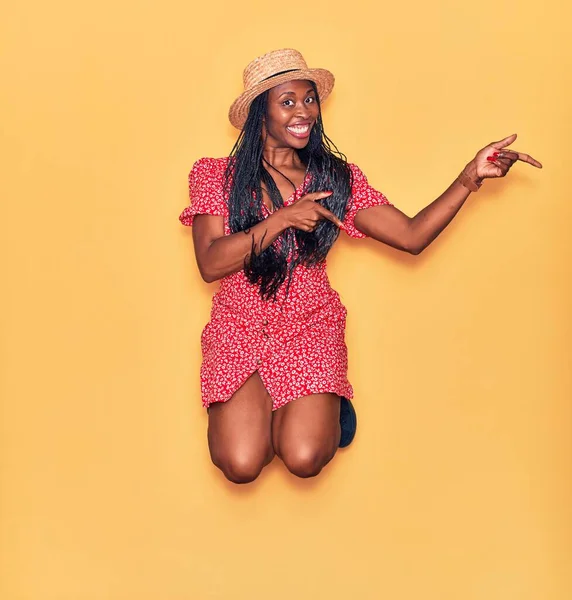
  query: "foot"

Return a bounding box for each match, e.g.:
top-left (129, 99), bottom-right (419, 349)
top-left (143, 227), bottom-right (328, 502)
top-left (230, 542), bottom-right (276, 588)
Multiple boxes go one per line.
top-left (339, 396), bottom-right (357, 448)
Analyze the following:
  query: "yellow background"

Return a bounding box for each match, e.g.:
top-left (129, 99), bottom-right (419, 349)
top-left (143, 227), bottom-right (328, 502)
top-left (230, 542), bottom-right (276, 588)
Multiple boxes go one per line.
top-left (1, 1), bottom-right (571, 599)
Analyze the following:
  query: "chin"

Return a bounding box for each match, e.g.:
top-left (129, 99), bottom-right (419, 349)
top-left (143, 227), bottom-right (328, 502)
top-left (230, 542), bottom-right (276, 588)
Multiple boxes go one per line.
top-left (286, 136), bottom-right (311, 150)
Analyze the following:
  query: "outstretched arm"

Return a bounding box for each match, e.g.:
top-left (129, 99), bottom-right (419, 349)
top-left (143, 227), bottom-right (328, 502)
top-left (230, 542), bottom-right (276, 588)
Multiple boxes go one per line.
top-left (354, 134), bottom-right (542, 255)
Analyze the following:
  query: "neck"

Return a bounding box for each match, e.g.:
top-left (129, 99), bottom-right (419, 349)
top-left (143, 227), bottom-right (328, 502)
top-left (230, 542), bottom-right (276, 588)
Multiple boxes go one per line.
top-left (262, 145), bottom-right (302, 169)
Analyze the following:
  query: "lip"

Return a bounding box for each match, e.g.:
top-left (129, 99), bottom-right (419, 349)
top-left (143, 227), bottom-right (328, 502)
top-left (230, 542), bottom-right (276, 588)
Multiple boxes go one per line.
top-left (286, 121), bottom-right (313, 139)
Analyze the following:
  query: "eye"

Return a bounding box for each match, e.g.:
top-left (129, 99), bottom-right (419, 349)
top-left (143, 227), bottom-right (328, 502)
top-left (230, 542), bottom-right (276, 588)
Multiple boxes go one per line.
top-left (281, 99), bottom-right (295, 107)
top-left (305, 96), bottom-right (316, 104)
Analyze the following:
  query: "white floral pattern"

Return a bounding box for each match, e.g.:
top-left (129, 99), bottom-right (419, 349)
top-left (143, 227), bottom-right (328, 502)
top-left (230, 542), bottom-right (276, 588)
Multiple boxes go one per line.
top-left (179, 157), bottom-right (392, 410)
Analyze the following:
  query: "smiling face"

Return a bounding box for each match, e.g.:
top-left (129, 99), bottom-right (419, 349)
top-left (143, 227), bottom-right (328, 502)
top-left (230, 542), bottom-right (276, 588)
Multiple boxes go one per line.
top-left (263, 79), bottom-right (320, 150)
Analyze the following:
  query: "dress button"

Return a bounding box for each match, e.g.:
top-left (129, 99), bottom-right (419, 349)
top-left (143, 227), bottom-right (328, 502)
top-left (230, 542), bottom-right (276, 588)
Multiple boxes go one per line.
top-left (263, 332), bottom-right (269, 339)
top-left (263, 319), bottom-right (268, 326)
top-left (256, 359), bottom-right (262, 365)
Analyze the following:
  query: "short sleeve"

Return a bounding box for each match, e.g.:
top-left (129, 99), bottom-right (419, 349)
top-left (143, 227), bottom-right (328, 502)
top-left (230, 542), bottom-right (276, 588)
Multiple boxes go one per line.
top-left (343, 163), bottom-right (393, 239)
top-left (179, 157), bottom-right (228, 226)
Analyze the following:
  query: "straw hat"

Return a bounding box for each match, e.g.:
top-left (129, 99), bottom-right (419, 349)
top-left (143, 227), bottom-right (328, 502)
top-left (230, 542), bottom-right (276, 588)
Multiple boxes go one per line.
top-left (228, 48), bottom-right (335, 130)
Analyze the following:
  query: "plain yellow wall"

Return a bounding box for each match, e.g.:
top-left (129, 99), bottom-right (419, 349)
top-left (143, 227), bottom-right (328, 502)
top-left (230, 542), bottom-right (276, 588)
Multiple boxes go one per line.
top-left (1, 1), bottom-right (571, 599)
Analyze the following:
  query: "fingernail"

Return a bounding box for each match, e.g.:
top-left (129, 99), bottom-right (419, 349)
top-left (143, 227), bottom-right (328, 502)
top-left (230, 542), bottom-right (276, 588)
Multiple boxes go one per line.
top-left (486, 156), bottom-right (496, 162)
top-left (493, 152), bottom-right (500, 157)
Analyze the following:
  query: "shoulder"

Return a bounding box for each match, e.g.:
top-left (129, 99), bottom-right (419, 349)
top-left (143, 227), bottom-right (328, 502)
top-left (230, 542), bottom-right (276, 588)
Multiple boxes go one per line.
top-left (189, 156), bottom-right (231, 184)
top-left (191, 156), bottom-right (231, 170)
top-left (347, 162), bottom-right (368, 183)
top-left (344, 162), bottom-right (392, 209)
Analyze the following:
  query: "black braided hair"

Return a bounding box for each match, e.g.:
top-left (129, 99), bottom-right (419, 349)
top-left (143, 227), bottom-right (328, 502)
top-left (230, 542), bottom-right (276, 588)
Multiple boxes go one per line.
top-left (224, 81), bottom-right (352, 300)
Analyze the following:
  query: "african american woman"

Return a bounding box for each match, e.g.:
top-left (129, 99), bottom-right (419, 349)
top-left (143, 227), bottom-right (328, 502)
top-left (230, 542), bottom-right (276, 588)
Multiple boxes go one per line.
top-left (179, 49), bottom-right (542, 484)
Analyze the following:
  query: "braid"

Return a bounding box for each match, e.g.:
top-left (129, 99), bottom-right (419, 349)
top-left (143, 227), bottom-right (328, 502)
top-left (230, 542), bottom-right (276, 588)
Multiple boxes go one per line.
top-left (225, 82), bottom-right (352, 300)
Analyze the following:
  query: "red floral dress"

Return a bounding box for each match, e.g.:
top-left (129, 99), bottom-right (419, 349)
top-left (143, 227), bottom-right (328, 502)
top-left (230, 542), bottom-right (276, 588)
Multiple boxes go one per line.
top-left (179, 157), bottom-right (392, 410)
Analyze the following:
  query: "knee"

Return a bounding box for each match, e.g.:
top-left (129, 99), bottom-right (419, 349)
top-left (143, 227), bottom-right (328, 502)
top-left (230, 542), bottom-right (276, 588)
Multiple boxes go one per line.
top-left (281, 445), bottom-right (334, 479)
top-left (214, 453), bottom-right (266, 484)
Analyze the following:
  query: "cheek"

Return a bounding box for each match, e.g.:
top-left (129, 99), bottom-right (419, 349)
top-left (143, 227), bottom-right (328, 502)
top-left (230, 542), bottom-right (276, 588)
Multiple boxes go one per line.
top-left (275, 107), bottom-right (292, 123)
top-left (267, 110), bottom-right (290, 134)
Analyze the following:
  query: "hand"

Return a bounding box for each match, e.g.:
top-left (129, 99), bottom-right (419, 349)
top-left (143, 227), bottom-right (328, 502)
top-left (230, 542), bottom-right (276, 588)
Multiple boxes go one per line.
top-left (466, 133), bottom-right (543, 181)
top-left (281, 191), bottom-right (346, 232)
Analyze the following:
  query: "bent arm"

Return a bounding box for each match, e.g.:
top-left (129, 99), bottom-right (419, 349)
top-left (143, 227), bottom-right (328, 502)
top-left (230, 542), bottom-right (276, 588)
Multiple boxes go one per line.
top-left (192, 212), bottom-right (289, 282)
top-left (354, 171), bottom-right (475, 255)
top-left (354, 133), bottom-right (542, 254)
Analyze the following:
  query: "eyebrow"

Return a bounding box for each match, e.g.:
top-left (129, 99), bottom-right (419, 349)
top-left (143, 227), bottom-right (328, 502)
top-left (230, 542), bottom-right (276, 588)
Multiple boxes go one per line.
top-left (277, 88), bottom-right (316, 99)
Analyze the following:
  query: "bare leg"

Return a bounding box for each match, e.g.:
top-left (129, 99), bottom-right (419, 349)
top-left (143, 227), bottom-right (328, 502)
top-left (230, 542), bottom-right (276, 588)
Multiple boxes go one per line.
top-left (208, 372), bottom-right (274, 484)
top-left (272, 394), bottom-right (341, 479)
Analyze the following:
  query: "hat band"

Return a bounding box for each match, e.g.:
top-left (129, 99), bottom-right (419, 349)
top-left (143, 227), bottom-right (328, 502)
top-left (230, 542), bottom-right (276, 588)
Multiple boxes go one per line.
top-left (260, 68), bottom-right (300, 83)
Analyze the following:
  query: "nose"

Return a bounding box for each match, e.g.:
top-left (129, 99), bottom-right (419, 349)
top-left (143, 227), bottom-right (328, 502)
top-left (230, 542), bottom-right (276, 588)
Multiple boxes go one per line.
top-left (295, 100), bottom-right (311, 118)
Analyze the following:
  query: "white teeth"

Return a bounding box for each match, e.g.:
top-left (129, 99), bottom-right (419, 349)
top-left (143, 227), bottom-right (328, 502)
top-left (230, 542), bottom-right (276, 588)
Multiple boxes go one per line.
top-left (287, 125), bottom-right (310, 134)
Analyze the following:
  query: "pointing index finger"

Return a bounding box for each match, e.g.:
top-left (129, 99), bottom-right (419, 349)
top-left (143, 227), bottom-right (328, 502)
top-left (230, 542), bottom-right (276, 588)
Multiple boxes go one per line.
top-left (316, 205), bottom-right (346, 230)
top-left (499, 149), bottom-right (543, 168)
top-left (517, 153), bottom-right (543, 168)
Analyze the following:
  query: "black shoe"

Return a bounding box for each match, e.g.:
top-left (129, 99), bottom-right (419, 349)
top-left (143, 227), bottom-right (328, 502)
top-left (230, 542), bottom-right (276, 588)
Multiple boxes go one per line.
top-left (339, 396), bottom-right (357, 448)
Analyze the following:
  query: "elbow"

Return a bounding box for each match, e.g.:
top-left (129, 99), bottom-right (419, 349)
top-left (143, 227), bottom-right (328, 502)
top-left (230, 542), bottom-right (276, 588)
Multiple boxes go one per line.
top-left (407, 244), bottom-right (424, 256)
top-left (402, 237), bottom-right (425, 256)
top-left (403, 228), bottom-right (429, 255)
top-left (201, 272), bottom-right (217, 283)
top-left (197, 263), bottom-right (219, 283)
top-left (200, 269), bottom-right (219, 284)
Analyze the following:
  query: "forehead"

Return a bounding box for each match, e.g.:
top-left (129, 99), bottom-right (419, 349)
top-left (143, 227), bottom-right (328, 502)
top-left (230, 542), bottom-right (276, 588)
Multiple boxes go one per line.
top-left (268, 79), bottom-right (315, 98)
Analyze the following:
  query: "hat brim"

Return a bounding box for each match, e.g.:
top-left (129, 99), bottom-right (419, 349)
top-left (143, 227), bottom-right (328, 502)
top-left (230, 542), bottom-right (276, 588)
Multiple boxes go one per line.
top-left (228, 68), bottom-right (335, 130)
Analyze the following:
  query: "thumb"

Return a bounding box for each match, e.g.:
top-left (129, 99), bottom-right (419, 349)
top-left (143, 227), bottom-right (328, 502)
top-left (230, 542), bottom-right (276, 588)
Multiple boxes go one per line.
top-left (491, 133), bottom-right (517, 150)
top-left (308, 190), bottom-right (333, 202)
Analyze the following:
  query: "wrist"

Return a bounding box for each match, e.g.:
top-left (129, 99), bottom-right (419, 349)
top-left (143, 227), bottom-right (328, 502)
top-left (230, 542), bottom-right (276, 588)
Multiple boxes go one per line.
top-left (456, 161), bottom-right (483, 193)
top-left (268, 207), bottom-right (290, 232)
top-left (463, 161), bottom-right (483, 186)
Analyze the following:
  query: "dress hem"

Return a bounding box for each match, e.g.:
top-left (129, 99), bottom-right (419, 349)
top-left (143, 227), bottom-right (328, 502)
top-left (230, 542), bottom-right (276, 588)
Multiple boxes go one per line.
top-left (202, 371), bottom-right (353, 411)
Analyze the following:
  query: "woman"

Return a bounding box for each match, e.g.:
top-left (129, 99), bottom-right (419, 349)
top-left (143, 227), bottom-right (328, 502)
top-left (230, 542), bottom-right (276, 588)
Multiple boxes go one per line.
top-left (180, 49), bottom-right (542, 484)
